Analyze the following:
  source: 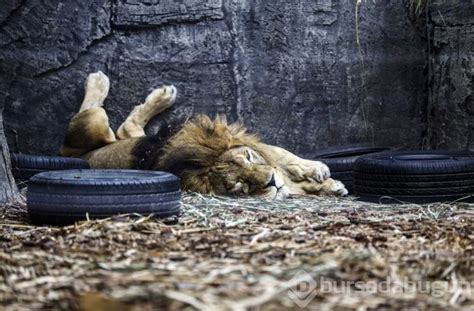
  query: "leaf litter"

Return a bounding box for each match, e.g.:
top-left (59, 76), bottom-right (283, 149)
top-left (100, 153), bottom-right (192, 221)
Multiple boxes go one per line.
top-left (1, 193), bottom-right (474, 310)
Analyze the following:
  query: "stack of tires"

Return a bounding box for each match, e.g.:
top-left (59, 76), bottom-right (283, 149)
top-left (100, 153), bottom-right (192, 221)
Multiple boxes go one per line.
top-left (312, 145), bottom-right (392, 194)
top-left (10, 154), bottom-right (182, 225)
top-left (11, 154), bottom-right (90, 183)
top-left (312, 146), bottom-right (474, 203)
top-left (27, 170), bottom-right (181, 225)
top-left (353, 151), bottom-right (474, 204)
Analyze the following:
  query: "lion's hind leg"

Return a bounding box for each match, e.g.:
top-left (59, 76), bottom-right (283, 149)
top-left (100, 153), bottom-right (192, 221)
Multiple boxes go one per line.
top-left (79, 71), bottom-right (110, 112)
top-left (61, 71), bottom-right (116, 157)
top-left (116, 85), bottom-right (177, 140)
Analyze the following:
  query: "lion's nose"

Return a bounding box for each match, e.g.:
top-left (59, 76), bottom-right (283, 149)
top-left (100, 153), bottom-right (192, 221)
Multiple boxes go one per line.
top-left (266, 173), bottom-right (277, 188)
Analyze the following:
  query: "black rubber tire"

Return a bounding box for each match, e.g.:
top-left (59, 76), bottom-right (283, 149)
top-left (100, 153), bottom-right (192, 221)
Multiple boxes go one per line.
top-left (321, 159), bottom-right (355, 174)
top-left (11, 154), bottom-right (90, 181)
top-left (355, 185), bottom-right (474, 196)
top-left (309, 145), bottom-right (392, 195)
top-left (353, 178), bottom-right (474, 189)
top-left (28, 170), bottom-right (180, 195)
top-left (353, 171), bottom-right (474, 182)
top-left (354, 151), bottom-right (474, 175)
top-left (312, 145), bottom-right (395, 160)
top-left (353, 150), bottom-right (474, 203)
top-left (330, 171), bottom-right (353, 181)
top-left (27, 169), bottom-right (181, 225)
top-left (12, 168), bottom-right (45, 181)
top-left (312, 145), bottom-right (393, 171)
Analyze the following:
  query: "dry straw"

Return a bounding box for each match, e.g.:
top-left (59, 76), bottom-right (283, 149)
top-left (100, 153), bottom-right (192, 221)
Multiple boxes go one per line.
top-left (1, 192), bottom-right (473, 310)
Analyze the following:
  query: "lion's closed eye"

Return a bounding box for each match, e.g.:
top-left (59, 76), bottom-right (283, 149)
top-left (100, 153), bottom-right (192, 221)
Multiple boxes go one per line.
top-left (245, 150), bottom-right (253, 162)
top-left (246, 149), bottom-right (266, 165)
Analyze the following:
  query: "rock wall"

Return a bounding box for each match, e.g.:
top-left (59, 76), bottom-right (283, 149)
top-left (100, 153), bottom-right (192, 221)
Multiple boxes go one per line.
top-left (0, 0), bottom-right (427, 156)
top-left (0, 113), bottom-right (17, 203)
top-left (0, 60), bottom-right (18, 203)
top-left (425, 1), bottom-right (473, 150)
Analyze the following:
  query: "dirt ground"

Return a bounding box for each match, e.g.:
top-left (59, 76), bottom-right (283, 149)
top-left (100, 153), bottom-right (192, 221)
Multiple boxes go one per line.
top-left (1, 193), bottom-right (473, 310)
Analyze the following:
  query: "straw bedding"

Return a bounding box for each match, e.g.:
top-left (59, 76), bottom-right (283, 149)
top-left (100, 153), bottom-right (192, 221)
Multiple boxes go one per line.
top-left (1, 193), bottom-right (473, 310)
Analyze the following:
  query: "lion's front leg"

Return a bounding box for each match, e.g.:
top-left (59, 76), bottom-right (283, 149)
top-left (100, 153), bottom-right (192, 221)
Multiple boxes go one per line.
top-left (258, 144), bottom-right (330, 183)
top-left (298, 178), bottom-right (348, 196)
top-left (285, 160), bottom-right (331, 183)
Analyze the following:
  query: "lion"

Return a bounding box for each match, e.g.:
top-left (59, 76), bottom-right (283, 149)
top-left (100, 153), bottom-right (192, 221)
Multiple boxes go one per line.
top-left (60, 71), bottom-right (348, 200)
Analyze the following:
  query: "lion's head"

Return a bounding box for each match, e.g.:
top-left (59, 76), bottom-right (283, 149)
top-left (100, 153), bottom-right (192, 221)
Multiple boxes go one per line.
top-left (158, 115), bottom-right (288, 200)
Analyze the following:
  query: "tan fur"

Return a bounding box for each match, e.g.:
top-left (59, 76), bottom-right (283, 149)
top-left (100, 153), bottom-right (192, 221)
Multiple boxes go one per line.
top-left (82, 138), bottom-right (142, 169)
top-left (116, 85), bottom-right (177, 140)
top-left (61, 107), bottom-right (116, 158)
top-left (79, 71), bottom-right (110, 112)
top-left (61, 72), bottom-right (348, 200)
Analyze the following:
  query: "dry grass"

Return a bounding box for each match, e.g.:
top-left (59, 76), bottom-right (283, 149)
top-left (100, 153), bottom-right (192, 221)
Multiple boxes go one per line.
top-left (1, 193), bottom-right (474, 310)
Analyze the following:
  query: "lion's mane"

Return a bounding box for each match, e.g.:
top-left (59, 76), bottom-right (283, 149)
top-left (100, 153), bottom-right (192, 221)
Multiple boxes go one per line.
top-left (156, 115), bottom-right (261, 193)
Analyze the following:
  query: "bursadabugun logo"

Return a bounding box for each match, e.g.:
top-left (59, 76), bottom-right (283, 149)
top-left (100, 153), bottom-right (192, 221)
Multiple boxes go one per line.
top-left (287, 270), bottom-right (318, 308)
top-left (287, 270), bottom-right (473, 308)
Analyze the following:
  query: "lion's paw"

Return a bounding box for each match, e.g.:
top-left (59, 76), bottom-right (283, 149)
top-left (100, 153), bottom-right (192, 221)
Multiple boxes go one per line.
top-left (310, 161), bottom-right (331, 183)
top-left (328, 179), bottom-right (348, 196)
top-left (85, 71), bottom-right (110, 105)
top-left (302, 178), bottom-right (348, 196)
top-left (287, 160), bottom-right (331, 183)
top-left (145, 85), bottom-right (177, 110)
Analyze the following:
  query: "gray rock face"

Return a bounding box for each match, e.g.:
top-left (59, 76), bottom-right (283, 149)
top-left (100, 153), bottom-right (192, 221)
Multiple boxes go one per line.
top-left (113, 0), bottom-right (225, 27)
top-left (0, 120), bottom-right (17, 203)
top-left (0, 0), bottom-right (427, 156)
top-left (0, 61), bottom-right (18, 203)
top-left (426, 1), bottom-right (474, 150)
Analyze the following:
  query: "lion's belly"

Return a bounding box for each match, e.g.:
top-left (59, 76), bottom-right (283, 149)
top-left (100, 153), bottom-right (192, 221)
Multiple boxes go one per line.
top-left (82, 138), bottom-right (142, 169)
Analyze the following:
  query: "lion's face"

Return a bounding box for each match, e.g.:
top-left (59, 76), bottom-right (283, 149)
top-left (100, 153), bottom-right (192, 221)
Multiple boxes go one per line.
top-left (208, 146), bottom-right (289, 200)
top-left (157, 115), bottom-right (290, 200)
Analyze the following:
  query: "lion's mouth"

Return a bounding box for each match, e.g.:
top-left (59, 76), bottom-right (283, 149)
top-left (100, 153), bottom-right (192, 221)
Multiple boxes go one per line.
top-left (275, 185), bottom-right (284, 194)
top-left (265, 173), bottom-right (287, 200)
top-left (271, 184), bottom-right (288, 200)
top-left (228, 173), bottom-right (287, 200)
